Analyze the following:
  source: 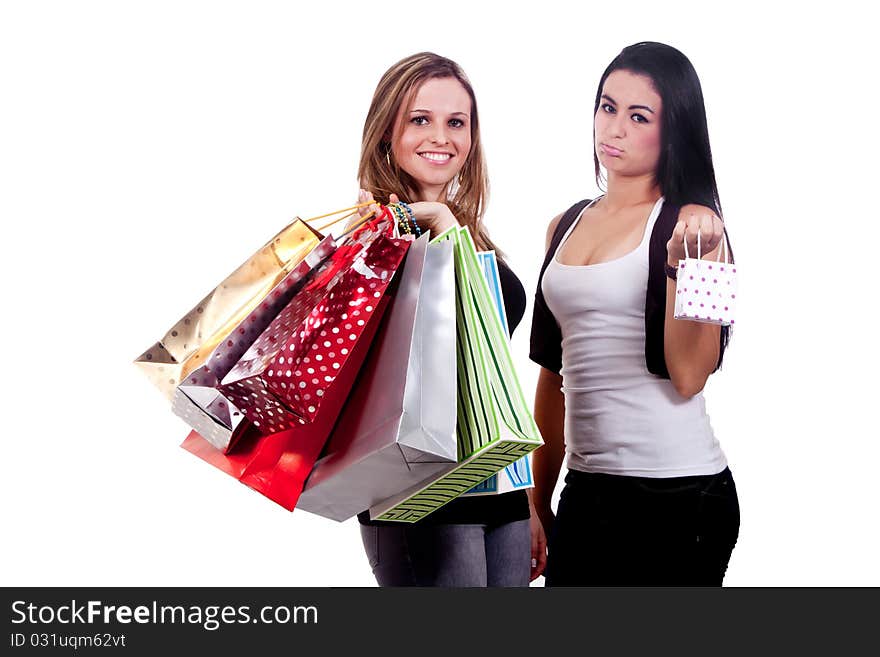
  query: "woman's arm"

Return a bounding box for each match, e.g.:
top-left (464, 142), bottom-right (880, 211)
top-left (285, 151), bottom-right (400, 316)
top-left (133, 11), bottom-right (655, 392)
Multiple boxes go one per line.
top-left (347, 191), bottom-right (461, 238)
top-left (529, 211), bottom-right (567, 529)
top-left (663, 204), bottom-right (726, 398)
top-left (528, 365), bottom-right (565, 581)
top-left (527, 212), bottom-right (569, 579)
top-left (403, 201), bottom-right (459, 235)
top-left (531, 366), bottom-right (566, 529)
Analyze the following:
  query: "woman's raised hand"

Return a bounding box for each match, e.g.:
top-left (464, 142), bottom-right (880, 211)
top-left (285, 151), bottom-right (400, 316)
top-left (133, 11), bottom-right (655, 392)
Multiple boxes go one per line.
top-left (356, 189), bottom-right (383, 224)
top-left (353, 192), bottom-right (460, 237)
top-left (666, 204), bottom-right (725, 265)
top-left (343, 188), bottom-right (384, 233)
top-left (401, 200), bottom-right (460, 236)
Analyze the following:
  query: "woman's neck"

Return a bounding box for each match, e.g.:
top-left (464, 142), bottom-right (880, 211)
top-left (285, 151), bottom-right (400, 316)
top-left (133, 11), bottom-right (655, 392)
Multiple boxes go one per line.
top-left (602, 171), bottom-right (661, 213)
top-left (416, 183), bottom-right (447, 203)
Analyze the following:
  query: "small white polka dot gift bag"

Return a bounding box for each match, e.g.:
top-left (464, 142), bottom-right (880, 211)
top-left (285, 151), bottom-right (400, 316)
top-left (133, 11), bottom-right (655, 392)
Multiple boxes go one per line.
top-left (673, 232), bottom-right (737, 326)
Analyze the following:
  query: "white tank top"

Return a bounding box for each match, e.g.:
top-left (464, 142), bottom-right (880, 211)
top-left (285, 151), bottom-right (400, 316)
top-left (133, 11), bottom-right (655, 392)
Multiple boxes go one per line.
top-left (542, 197), bottom-right (727, 477)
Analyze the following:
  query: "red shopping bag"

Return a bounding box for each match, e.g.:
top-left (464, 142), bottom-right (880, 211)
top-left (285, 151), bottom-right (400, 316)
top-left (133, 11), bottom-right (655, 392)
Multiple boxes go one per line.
top-left (181, 217), bottom-right (410, 510)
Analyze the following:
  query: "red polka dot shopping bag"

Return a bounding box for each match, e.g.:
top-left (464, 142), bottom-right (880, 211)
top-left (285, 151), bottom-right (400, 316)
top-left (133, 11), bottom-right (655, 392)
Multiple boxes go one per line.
top-left (180, 211), bottom-right (411, 511)
top-left (673, 231), bottom-right (737, 326)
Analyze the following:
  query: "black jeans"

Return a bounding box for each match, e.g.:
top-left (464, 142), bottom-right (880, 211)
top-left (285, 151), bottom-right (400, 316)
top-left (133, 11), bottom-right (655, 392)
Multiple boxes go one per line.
top-left (545, 467), bottom-right (740, 586)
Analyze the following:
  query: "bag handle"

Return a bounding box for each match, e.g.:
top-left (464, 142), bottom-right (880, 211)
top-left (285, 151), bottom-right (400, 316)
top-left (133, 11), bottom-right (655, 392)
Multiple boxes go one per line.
top-left (303, 201), bottom-right (376, 232)
top-left (683, 230), bottom-right (729, 264)
top-left (302, 201), bottom-right (397, 241)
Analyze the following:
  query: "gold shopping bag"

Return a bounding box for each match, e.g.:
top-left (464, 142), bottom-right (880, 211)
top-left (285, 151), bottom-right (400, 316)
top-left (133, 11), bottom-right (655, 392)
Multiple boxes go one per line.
top-left (134, 219), bottom-right (326, 400)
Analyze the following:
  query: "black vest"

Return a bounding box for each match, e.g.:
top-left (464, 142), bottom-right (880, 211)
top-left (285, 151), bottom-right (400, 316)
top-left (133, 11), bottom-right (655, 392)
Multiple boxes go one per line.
top-left (529, 199), bottom-right (730, 378)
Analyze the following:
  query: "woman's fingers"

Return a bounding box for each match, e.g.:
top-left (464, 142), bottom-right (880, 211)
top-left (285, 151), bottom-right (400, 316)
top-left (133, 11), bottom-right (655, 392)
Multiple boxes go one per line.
top-left (712, 214), bottom-right (725, 255)
top-left (699, 213), bottom-right (714, 254)
top-left (669, 209), bottom-right (726, 261)
top-left (533, 536), bottom-right (547, 580)
top-left (357, 189), bottom-right (371, 218)
top-left (529, 516), bottom-right (548, 581)
top-left (356, 189), bottom-right (387, 222)
top-left (364, 191), bottom-right (383, 220)
top-left (671, 218), bottom-right (687, 247)
top-left (684, 217), bottom-right (700, 257)
top-left (698, 211), bottom-right (724, 254)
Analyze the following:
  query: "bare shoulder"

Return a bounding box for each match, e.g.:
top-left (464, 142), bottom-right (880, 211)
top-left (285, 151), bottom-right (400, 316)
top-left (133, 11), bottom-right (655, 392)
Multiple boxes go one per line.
top-left (545, 212), bottom-right (565, 250)
top-left (545, 199), bottom-right (597, 250)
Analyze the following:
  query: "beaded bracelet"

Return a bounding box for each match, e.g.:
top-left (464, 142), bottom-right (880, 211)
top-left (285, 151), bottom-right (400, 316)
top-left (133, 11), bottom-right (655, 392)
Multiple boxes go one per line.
top-left (398, 204), bottom-right (412, 235)
top-left (398, 201), bottom-right (421, 237)
top-left (390, 204), bottom-right (410, 235)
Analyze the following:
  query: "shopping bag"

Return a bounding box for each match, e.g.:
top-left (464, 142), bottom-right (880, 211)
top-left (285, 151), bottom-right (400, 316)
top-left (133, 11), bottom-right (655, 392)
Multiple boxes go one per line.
top-left (461, 250), bottom-right (534, 497)
top-left (296, 233), bottom-right (458, 521)
top-left (135, 219), bottom-right (326, 400)
top-left (673, 231), bottom-right (737, 326)
top-left (368, 227), bottom-right (543, 522)
top-left (181, 216), bottom-right (411, 510)
top-left (172, 234), bottom-right (337, 451)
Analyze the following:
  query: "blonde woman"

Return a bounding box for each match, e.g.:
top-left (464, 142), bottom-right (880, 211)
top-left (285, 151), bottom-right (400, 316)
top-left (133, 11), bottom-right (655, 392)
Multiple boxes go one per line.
top-left (353, 52), bottom-right (534, 587)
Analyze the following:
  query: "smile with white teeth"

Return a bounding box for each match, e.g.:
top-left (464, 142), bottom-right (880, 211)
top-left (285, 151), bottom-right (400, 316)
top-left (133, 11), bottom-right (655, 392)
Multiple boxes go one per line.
top-left (418, 152), bottom-right (452, 162)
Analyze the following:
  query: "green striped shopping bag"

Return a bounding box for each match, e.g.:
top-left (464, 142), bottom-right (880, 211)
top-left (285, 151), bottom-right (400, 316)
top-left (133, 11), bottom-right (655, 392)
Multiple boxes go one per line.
top-left (368, 226), bottom-right (543, 522)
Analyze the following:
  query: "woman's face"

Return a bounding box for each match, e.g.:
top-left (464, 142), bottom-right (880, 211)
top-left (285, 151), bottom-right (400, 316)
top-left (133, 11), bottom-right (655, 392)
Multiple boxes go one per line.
top-left (594, 69), bottom-right (663, 180)
top-left (390, 76), bottom-right (472, 201)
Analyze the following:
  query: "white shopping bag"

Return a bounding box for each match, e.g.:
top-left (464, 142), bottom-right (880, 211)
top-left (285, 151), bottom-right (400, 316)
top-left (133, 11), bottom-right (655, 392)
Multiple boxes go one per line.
top-left (673, 231), bottom-right (737, 326)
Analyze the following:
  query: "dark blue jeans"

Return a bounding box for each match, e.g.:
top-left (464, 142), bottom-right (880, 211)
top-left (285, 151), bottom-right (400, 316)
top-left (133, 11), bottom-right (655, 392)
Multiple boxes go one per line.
top-left (360, 520), bottom-right (531, 587)
top-left (545, 467), bottom-right (740, 586)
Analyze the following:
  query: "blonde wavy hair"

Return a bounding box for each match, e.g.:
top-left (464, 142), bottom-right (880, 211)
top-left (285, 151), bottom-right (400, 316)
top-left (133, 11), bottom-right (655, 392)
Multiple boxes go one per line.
top-left (358, 52), bottom-right (501, 254)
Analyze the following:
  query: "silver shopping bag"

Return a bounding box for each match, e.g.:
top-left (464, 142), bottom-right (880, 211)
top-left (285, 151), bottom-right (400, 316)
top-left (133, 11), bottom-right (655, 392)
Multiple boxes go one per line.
top-left (296, 233), bottom-right (458, 521)
top-left (368, 227), bottom-right (543, 523)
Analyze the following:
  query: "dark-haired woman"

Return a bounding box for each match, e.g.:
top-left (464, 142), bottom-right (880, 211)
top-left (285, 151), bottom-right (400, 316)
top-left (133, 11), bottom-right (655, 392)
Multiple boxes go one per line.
top-left (530, 42), bottom-right (739, 586)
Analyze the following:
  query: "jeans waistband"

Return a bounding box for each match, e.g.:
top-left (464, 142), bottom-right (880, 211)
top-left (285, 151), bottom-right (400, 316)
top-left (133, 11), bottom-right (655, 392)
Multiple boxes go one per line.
top-left (564, 467), bottom-right (732, 493)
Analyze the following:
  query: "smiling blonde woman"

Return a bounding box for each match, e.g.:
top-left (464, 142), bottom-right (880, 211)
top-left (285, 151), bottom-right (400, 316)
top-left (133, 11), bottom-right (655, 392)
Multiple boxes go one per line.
top-left (353, 52), bottom-right (533, 587)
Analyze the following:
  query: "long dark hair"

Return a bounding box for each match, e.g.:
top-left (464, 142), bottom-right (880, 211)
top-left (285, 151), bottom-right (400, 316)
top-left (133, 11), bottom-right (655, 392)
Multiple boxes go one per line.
top-left (593, 42), bottom-right (722, 216)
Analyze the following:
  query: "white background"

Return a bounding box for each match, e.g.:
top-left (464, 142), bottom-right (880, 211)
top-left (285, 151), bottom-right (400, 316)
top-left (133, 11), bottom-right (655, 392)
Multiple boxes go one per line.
top-left (1, 1), bottom-right (876, 587)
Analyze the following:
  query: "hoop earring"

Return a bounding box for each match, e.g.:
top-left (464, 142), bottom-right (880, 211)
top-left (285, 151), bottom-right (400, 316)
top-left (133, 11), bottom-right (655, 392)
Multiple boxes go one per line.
top-left (385, 150), bottom-right (391, 167)
top-left (446, 174), bottom-right (461, 202)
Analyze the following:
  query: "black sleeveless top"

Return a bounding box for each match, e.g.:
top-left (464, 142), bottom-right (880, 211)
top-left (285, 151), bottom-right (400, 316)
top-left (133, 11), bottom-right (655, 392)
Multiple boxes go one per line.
top-left (358, 258), bottom-right (530, 526)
